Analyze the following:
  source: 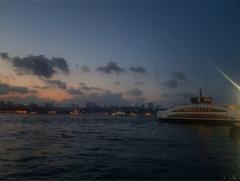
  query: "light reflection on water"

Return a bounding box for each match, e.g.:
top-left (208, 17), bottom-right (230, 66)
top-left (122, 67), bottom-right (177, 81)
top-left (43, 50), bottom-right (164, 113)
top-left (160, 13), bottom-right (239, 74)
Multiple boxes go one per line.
top-left (0, 114), bottom-right (239, 180)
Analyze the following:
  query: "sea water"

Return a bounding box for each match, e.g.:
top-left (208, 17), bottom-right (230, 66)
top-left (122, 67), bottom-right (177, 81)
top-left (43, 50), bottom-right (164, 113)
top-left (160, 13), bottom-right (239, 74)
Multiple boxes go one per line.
top-left (0, 114), bottom-right (239, 180)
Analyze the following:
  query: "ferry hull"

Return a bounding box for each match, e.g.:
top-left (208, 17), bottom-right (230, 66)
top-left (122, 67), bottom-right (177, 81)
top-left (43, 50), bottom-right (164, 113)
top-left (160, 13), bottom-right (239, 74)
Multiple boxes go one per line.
top-left (158, 118), bottom-right (240, 125)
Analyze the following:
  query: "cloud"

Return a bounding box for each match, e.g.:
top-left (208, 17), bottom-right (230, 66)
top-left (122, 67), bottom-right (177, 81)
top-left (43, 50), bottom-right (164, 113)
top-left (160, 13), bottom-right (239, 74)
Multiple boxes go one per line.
top-left (0, 95), bottom-right (48, 105)
top-left (97, 62), bottom-right (124, 74)
top-left (67, 87), bottom-right (83, 95)
top-left (1, 53), bottom-right (70, 78)
top-left (0, 74), bottom-right (15, 82)
top-left (0, 81), bottom-right (145, 106)
top-left (65, 83), bottom-right (130, 106)
top-left (114, 81), bottom-right (120, 85)
top-left (66, 83), bottom-right (105, 96)
top-left (81, 65), bottom-right (90, 72)
top-left (33, 85), bottom-right (49, 90)
top-left (159, 91), bottom-right (195, 106)
top-left (78, 83), bottom-right (105, 92)
top-left (0, 83), bottom-right (31, 95)
top-left (162, 72), bottom-right (187, 89)
top-left (41, 79), bottom-right (67, 90)
top-left (129, 96), bottom-right (145, 105)
top-left (0, 52), bottom-right (9, 59)
top-left (172, 72), bottom-right (186, 81)
top-left (175, 92), bottom-right (195, 99)
top-left (134, 81), bottom-right (143, 85)
top-left (51, 57), bottom-right (69, 74)
top-left (162, 80), bottom-right (178, 88)
top-left (79, 82), bottom-right (86, 86)
top-left (126, 88), bottom-right (143, 97)
top-left (161, 93), bottom-right (171, 98)
top-left (39, 81), bottom-right (106, 96)
top-left (2, 90), bottom-right (129, 106)
top-left (64, 90), bottom-right (129, 106)
top-left (160, 92), bottom-right (191, 107)
top-left (129, 66), bottom-right (146, 73)
top-left (38, 79), bottom-right (106, 95)
top-left (30, 89), bottom-right (38, 94)
top-left (76, 65), bottom-right (90, 72)
top-left (162, 92), bottom-right (194, 99)
top-left (94, 91), bottom-right (127, 105)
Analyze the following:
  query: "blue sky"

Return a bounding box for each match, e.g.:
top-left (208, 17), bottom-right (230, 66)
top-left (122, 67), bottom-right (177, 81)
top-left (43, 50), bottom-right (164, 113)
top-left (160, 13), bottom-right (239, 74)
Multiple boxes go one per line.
top-left (0, 1), bottom-right (240, 106)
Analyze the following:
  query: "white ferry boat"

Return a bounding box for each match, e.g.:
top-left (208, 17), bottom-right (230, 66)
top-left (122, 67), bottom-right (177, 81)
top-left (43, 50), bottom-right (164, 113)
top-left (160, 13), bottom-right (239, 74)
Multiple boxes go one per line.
top-left (157, 89), bottom-right (240, 125)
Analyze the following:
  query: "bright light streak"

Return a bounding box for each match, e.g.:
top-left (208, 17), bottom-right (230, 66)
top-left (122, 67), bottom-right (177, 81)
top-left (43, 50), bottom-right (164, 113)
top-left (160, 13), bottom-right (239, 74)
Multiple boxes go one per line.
top-left (212, 63), bottom-right (240, 91)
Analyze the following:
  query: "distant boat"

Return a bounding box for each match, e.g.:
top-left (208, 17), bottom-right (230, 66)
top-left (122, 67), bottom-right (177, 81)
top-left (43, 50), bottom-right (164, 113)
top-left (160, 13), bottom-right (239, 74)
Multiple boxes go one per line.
top-left (129, 112), bottom-right (138, 116)
top-left (145, 112), bottom-right (152, 117)
top-left (29, 112), bottom-right (38, 114)
top-left (15, 110), bottom-right (28, 114)
top-left (70, 109), bottom-right (79, 115)
top-left (157, 89), bottom-right (240, 125)
top-left (48, 111), bottom-right (57, 114)
top-left (112, 111), bottom-right (126, 116)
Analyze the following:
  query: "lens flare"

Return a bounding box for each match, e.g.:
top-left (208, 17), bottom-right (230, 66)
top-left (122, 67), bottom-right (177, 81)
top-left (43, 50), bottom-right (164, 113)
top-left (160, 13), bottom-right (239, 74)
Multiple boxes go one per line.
top-left (212, 63), bottom-right (240, 91)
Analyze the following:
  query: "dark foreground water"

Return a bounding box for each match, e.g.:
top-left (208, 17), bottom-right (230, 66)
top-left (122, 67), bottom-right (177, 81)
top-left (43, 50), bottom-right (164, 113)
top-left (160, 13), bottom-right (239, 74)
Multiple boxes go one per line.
top-left (0, 114), bottom-right (240, 180)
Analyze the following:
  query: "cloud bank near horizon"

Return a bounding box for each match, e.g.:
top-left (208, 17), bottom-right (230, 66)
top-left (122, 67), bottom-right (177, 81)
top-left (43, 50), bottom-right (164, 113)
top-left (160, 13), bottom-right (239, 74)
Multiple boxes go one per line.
top-left (0, 52), bottom-right (196, 106)
top-left (1, 53), bottom-right (70, 78)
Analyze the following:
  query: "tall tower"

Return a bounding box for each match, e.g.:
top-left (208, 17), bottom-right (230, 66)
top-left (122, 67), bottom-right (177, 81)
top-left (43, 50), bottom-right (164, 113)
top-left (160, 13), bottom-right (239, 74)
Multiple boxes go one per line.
top-left (52, 100), bottom-right (54, 108)
top-left (200, 88), bottom-right (203, 98)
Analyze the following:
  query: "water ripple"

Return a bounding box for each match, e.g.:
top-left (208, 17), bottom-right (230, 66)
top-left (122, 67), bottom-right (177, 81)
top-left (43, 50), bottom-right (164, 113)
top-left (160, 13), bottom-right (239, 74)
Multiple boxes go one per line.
top-left (0, 114), bottom-right (239, 180)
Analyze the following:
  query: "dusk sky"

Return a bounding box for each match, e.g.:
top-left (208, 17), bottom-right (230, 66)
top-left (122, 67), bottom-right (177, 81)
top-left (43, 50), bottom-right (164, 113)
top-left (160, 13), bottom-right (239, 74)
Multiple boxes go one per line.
top-left (0, 1), bottom-right (240, 106)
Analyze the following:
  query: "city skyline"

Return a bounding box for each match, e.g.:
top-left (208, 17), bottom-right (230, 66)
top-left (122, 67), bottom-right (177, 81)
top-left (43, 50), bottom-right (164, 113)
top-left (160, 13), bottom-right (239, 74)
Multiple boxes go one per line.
top-left (1, 1), bottom-right (240, 106)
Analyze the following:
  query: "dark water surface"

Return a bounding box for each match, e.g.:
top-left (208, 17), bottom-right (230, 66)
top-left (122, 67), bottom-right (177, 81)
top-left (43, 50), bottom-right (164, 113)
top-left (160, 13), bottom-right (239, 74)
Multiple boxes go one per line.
top-left (0, 114), bottom-right (240, 180)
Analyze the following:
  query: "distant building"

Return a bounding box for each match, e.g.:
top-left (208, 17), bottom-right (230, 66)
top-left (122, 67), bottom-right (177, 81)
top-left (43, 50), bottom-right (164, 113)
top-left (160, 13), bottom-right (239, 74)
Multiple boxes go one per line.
top-left (44, 102), bottom-right (51, 108)
top-left (0, 101), bottom-right (5, 109)
top-left (91, 102), bottom-right (97, 108)
top-left (148, 102), bottom-right (154, 109)
top-left (155, 105), bottom-right (161, 110)
top-left (71, 104), bottom-right (80, 109)
top-left (6, 102), bottom-right (13, 106)
top-left (30, 103), bottom-right (38, 108)
top-left (86, 102), bottom-right (98, 108)
top-left (28, 103), bottom-right (38, 112)
top-left (6, 102), bottom-right (14, 110)
top-left (51, 100), bottom-right (55, 108)
top-left (86, 102), bottom-right (91, 108)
